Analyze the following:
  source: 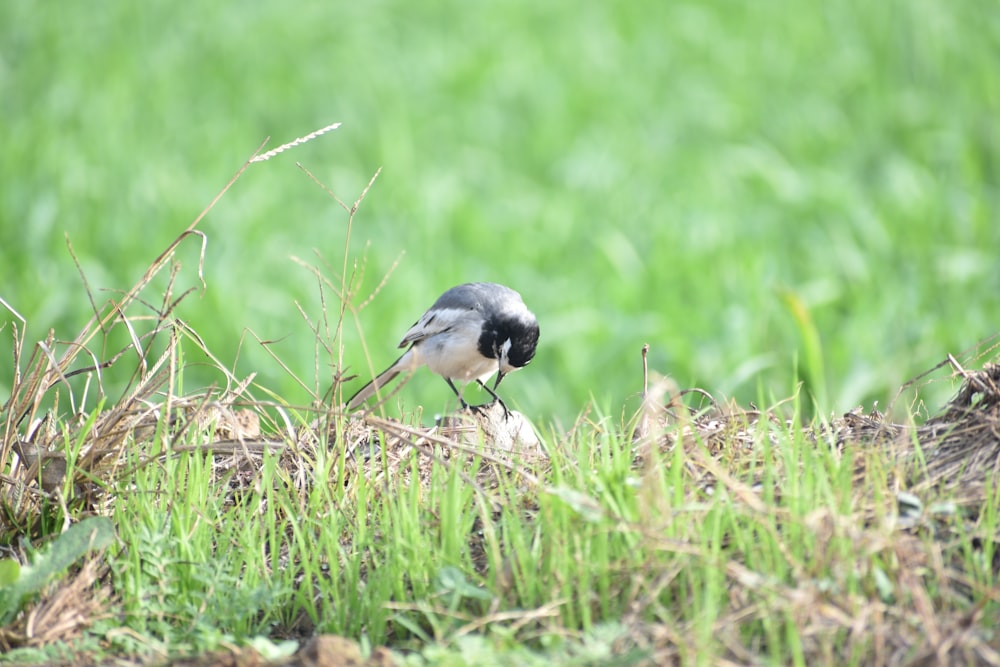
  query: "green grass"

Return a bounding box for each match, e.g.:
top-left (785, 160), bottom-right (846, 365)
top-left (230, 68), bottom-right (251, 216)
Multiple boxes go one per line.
top-left (1, 308), bottom-right (998, 665)
top-left (2, 1), bottom-right (1000, 663)
top-left (3, 0), bottom-right (999, 423)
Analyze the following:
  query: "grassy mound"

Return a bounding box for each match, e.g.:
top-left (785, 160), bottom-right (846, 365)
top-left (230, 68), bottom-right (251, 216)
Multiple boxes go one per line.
top-left (2, 156), bottom-right (998, 666)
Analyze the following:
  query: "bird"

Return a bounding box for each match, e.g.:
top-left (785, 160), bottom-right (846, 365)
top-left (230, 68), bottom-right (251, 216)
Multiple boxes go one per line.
top-left (346, 282), bottom-right (539, 412)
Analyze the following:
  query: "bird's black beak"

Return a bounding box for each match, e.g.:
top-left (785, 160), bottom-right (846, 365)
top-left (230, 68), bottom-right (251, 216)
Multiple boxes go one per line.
top-left (493, 370), bottom-right (506, 390)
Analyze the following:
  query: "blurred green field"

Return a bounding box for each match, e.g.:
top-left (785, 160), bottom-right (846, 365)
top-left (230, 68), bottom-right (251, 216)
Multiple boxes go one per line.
top-left (2, 0), bottom-right (999, 423)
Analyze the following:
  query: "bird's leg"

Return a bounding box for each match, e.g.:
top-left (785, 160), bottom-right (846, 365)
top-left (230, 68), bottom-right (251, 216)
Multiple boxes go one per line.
top-left (444, 378), bottom-right (470, 409)
top-left (476, 380), bottom-right (510, 419)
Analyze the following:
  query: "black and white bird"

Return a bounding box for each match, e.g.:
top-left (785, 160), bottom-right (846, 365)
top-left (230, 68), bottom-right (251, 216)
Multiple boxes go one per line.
top-left (346, 282), bottom-right (540, 411)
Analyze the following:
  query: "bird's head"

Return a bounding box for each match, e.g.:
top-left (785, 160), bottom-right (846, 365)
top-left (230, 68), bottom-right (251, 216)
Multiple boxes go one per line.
top-left (490, 310), bottom-right (540, 389)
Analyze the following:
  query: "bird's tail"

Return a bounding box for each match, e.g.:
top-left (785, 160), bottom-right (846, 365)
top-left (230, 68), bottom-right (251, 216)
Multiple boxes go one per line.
top-left (346, 350), bottom-right (414, 410)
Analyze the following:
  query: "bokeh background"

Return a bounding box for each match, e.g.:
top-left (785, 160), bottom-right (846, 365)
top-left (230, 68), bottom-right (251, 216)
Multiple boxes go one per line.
top-left (2, 1), bottom-right (998, 425)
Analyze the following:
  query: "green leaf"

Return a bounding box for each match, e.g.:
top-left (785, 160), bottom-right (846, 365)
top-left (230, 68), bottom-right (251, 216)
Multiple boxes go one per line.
top-left (777, 288), bottom-right (827, 411)
top-left (436, 566), bottom-right (491, 601)
top-left (548, 486), bottom-right (605, 523)
top-left (0, 517), bottom-right (115, 624)
top-left (0, 559), bottom-right (20, 587)
top-left (246, 636), bottom-right (300, 661)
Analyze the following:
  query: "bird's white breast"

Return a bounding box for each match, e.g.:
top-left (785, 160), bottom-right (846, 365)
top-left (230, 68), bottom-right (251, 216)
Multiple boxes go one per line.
top-left (409, 313), bottom-right (497, 382)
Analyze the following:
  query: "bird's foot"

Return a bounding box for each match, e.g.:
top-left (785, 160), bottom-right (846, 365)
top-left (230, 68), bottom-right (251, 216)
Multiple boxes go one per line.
top-left (459, 399), bottom-right (509, 420)
top-left (493, 397), bottom-right (512, 420)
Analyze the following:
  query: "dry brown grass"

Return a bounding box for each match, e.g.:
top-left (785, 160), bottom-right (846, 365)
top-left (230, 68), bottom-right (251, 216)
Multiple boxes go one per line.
top-left (621, 354), bottom-right (1000, 666)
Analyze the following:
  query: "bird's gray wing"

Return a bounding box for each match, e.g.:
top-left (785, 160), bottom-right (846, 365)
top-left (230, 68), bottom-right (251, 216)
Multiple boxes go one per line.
top-left (398, 305), bottom-right (474, 347)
